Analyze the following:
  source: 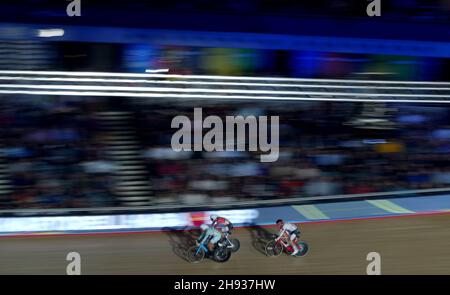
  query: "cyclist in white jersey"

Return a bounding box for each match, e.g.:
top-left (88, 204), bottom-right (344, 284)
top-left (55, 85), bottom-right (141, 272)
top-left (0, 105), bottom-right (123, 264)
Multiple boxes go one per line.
top-left (276, 219), bottom-right (300, 255)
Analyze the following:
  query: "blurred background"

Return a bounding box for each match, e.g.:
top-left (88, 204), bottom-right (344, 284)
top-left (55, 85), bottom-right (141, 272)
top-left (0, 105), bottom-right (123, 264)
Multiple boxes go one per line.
top-left (0, 0), bottom-right (449, 211)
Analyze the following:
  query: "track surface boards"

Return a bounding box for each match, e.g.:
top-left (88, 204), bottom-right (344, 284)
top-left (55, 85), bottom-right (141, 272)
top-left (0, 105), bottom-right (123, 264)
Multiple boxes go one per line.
top-left (1, 214), bottom-right (449, 274)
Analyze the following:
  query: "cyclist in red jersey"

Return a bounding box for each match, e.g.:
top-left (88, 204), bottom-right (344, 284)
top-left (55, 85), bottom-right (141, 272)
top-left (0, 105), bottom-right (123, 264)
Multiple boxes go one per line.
top-left (210, 214), bottom-right (233, 244)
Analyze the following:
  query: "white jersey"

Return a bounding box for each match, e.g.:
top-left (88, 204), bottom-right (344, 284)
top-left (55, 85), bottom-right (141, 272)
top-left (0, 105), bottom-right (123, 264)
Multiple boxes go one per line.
top-left (279, 222), bottom-right (298, 237)
top-left (282, 223), bottom-right (297, 232)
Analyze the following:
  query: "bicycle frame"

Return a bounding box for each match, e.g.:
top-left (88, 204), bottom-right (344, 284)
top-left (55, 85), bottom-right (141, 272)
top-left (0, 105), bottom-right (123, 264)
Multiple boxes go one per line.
top-left (275, 235), bottom-right (298, 251)
top-left (224, 234), bottom-right (235, 249)
top-left (195, 242), bottom-right (210, 256)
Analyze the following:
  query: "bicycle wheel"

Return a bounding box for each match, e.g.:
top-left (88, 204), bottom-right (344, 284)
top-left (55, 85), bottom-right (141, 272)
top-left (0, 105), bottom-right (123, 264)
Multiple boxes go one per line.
top-left (213, 247), bottom-right (231, 263)
top-left (187, 245), bottom-right (206, 263)
top-left (295, 242), bottom-right (309, 257)
top-left (265, 240), bottom-right (283, 257)
top-left (229, 238), bottom-right (240, 253)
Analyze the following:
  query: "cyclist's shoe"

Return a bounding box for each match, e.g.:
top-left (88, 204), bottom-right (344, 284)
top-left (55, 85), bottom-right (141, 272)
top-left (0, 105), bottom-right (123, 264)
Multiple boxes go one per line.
top-left (291, 248), bottom-right (299, 256)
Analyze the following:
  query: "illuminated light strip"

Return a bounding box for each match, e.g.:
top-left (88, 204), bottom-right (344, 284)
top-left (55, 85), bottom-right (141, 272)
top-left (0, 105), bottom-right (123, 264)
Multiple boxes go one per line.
top-left (0, 84), bottom-right (449, 98)
top-left (0, 70), bottom-right (157, 78)
top-left (0, 76), bottom-right (449, 91)
top-left (145, 69), bottom-right (170, 73)
top-left (0, 70), bottom-right (449, 85)
top-left (354, 72), bottom-right (395, 75)
top-left (37, 29), bottom-right (65, 38)
top-left (0, 89), bottom-right (449, 103)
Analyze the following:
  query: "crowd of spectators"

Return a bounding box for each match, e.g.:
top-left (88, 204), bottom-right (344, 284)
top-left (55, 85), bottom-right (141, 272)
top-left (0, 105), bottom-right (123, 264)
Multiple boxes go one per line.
top-left (136, 101), bottom-right (450, 205)
top-left (1, 97), bottom-right (450, 209)
top-left (0, 96), bottom-right (118, 209)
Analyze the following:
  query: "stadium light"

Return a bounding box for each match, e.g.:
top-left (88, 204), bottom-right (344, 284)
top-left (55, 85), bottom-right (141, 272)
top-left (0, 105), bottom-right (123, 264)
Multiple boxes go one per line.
top-left (36, 29), bottom-right (65, 38)
top-left (145, 69), bottom-right (170, 73)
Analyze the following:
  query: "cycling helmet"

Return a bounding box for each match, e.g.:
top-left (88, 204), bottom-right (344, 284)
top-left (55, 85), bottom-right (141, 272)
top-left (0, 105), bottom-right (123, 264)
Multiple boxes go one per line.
top-left (210, 214), bottom-right (218, 221)
top-left (200, 224), bottom-right (209, 231)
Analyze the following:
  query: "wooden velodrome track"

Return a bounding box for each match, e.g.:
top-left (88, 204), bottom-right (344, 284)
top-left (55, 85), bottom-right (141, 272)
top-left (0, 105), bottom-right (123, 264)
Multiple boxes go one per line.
top-left (1, 213), bottom-right (450, 274)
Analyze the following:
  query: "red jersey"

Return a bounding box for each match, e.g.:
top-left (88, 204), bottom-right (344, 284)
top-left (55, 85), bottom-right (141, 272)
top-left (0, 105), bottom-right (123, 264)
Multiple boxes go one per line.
top-left (213, 217), bottom-right (231, 230)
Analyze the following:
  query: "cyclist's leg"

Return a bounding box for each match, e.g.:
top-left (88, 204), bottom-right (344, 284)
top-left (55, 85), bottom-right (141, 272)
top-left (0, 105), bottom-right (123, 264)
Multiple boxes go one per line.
top-left (292, 229), bottom-right (300, 241)
top-left (204, 236), bottom-right (214, 252)
top-left (282, 231), bottom-right (292, 248)
top-left (289, 232), bottom-right (299, 253)
top-left (210, 233), bottom-right (221, 251)
top-left (219, 226), bottom-right (229, 245)
top-left (223, 226), bottom-right (229, 234)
